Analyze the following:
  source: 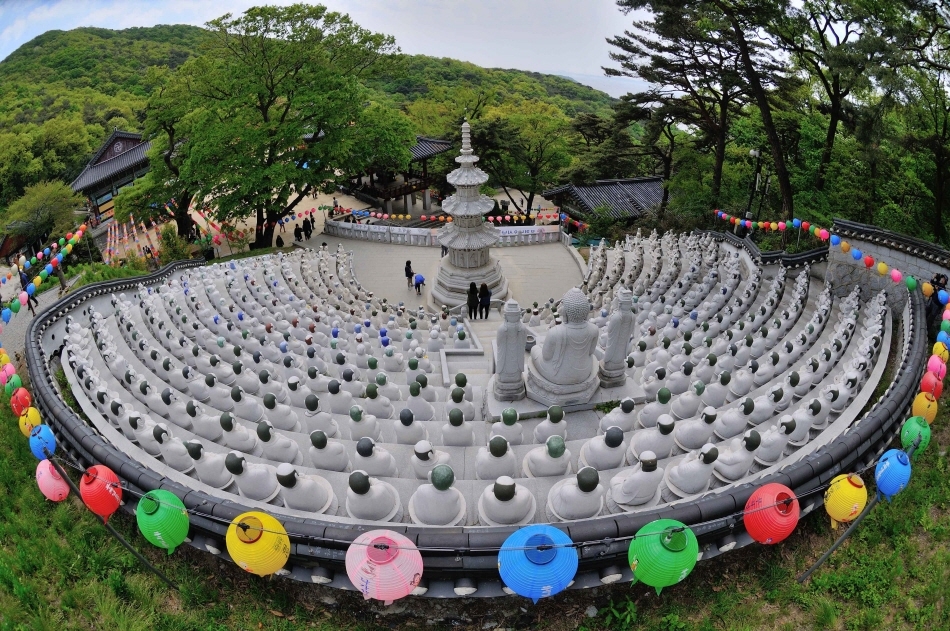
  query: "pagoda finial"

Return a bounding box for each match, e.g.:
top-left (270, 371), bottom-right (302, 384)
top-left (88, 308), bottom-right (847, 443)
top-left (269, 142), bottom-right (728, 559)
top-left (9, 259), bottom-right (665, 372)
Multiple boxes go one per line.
top-left (460, 120), bottom-right (473, 156)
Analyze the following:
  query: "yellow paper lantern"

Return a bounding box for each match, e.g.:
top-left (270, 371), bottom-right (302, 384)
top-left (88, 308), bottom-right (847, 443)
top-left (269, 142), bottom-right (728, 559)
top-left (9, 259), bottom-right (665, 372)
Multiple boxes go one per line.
top-left (876, 262), bottom-right (888, 276)
top-left (770, 222), bottom-right (778, 230)
top-left (840, 241), bottom-right (851, 253)
top-left (923, 282), bottom-right (935, 298)
top-left (226, 511), bottom-right (290, 576)
top-left (824, 474), bottom-right (867, 528)
top-left (0, 354), bottom-right (9, 366)
top-left (912, 392), bottom-right (938, 424)
top-left (19, 407), bottom-right (40, 437)
top-left (33, 275), bottom-right (41, 287)
top-left (65, 244), bottom-right (72, 254)
top-left (934, 342), bottom-right (950, 363)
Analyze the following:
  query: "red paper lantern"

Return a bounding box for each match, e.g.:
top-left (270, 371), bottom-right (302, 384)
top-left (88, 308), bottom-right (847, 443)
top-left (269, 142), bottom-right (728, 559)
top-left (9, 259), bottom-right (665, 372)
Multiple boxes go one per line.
top-left (864, 255), bottom-right (874, 269)
top-left (50, 258), bottom-right (59, 268)
top-left (420, 215), bottom-right (427, 221)
top-left (80, 465), bottom-right (123, 522)
top-left (921, 371), bottom-right (944, 398)
top-left (743, 483), bottom-right (800, 544)
top-left (10, 387), bottom-right (32, 417)
top-left (802, 221), bottom-right (810, 231)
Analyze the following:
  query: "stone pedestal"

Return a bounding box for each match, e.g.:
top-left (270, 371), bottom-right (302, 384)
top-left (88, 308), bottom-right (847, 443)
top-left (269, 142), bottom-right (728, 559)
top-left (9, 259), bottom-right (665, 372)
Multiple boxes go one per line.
top-left (526, 356), bottom-right (599, 407)
top-left (598, 363), bottom-right (627, 389)
top-left (431, 256), bottom-right (509, 308)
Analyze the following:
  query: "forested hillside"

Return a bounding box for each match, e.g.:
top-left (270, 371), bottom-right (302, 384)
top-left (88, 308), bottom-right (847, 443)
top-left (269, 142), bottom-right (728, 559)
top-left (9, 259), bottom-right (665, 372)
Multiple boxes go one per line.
top-left (0, 23), bottom-right (615, 210)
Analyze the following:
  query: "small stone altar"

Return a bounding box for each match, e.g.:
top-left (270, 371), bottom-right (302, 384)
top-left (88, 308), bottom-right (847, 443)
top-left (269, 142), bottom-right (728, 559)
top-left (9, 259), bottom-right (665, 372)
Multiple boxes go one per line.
top-left (430, 121), bottom-right (509, 308)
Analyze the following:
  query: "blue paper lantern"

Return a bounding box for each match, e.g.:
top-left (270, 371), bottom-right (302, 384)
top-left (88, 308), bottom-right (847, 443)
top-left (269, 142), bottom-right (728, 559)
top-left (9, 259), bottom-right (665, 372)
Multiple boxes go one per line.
top-left (30, 425), bottom-right (57, 460)
top-left (43, 248), bottom-right (50, 257)
top-left (830, 235), bottom-right (840, 246)
top-left (26, 283), bottom-right (35, 296)
top-left (56, 254), bottom-right (63, 263)
top-left (498, 525), bottom-right (578, 603)
top-left (875, 448), bottom-right (911, 501)
top-left (1, 278), bottom-right (6, 285)
top-left (938, 331), bottom-right (950, 346)
top-left (45, 263), bottom-right (53, 275)
top-left (23, 261), bottom-right (30, 270)
top-left (792, 219), bottom-right (801, 228)
top-left (2, 308), bottom-right (11, 323)
top-left (940, 290), bottom-right (949, 305)
top-left (852, 249), bottom-right (862, 261)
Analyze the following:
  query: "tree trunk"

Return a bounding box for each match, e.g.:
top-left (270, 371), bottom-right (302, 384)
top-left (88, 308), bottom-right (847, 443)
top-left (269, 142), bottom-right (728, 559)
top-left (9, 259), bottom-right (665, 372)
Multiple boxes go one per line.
top-left (815, 100), bottom-right (840, 192)
top-left (174, 192), bottom-right (194, 238)
top-left (718, 4), bottom-right (794, 219)
top-left (252, 207), bottom-right (270, 249)
top-left (934, 152), bottom-right (948, 245)
top-left (659, 154), bottom-right (672, 219)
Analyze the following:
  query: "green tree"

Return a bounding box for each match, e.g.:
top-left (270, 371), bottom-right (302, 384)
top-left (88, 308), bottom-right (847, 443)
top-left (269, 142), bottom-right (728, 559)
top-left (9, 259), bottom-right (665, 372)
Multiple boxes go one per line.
top-left (3, 181), bottom-right (84, 252)
top-left (472, 100), bottom-right (574, 210)
top-left (173, 3), bottom-right (411, 248)
top-left (157, 224), bottom-right (192, 265)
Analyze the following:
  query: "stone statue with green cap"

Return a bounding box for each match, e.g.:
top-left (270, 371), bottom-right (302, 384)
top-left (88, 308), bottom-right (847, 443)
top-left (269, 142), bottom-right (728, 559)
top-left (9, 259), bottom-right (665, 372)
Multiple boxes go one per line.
top-left (346, 404), bottom-right (381, 442)
top-left (408, 464), bottom-right (466, 526)
top-left (441, 407), bottom-right (475, 446)
top-left (490, 407), bottom-right (523, 445)
top-left (363, 382), bottom-right (394, 419)
top-left (394, 408), bottom-right (427, 444)
top-left (448, 387), bottom-right (476, 423)
top-left (308, 429), bottom-right (350, 472)
top-left (414, 373), bottom-right (438, 403)
top-left (345, 470), bottom-right (402, 522)
top-left (523, 435), bottom-right (572, 477)
top-left (547, 466), bottom-right (605, 521)
top-left (533, 405), bottom-right (566, 443)
top-left (478, 475), bottom-right (536, 526)
top-left (405, 381), bottom-right (434, 421)
top-left (639, 387), bottom-right (672, 429)
top-left (476, 435), bottom-right (518, 479)
top-left (374, 371), bottom-right (402, 401)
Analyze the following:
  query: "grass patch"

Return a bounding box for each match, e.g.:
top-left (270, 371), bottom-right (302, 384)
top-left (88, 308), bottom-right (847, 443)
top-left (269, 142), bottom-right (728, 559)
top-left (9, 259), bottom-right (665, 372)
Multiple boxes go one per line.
top-left (69, 259), bottom-right (150, 290)
top-left (212, 245), bottom-right (296, 264)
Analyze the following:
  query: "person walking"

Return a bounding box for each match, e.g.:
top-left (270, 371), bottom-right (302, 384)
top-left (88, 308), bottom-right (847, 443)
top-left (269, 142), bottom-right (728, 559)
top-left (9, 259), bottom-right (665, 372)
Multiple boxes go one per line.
top-left (414, 273), bottom-right (426, 296)
top-left (279, 219), bottom-right (286, 233)
top-left (405, 260), bottom-right (414, 289)
top-left (294, 224), bottom-right (303, 242)
top-left (303, 217), bottom-right (313, 240)
top-left (19, 268), bottom-right (37, 316)
top-left (466, 282), bottom-right (479, 320)
top-left (478, 283), bottom-right (492, 319)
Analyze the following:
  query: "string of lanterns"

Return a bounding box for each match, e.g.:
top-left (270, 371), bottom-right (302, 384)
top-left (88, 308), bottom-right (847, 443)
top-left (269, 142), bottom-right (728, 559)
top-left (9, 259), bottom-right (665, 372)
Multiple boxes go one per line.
top-left (0, 225), bottom-right (87, 325)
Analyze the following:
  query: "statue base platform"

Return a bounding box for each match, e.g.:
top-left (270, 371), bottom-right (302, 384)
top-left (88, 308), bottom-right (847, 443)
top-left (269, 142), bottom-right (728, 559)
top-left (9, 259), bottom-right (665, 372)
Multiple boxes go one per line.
top-left (493, 376), bottom-right (526, 401)
top-left (598, 364), bottom-right (627, 389)
top-left (525, 357), bottom-right (600, 407)
top-left (430, 256), bottom-right (509, 309)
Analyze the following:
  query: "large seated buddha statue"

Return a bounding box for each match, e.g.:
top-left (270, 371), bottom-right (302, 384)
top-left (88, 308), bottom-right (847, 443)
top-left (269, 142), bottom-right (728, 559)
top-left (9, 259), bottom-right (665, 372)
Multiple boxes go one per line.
top-left (526, 288), bottom-right (600, 406)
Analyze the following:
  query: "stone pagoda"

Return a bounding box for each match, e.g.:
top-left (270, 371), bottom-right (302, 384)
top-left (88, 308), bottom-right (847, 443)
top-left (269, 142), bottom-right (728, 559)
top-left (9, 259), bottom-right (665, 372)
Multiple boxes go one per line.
top-left (430, 121), bottom-right (509, 308)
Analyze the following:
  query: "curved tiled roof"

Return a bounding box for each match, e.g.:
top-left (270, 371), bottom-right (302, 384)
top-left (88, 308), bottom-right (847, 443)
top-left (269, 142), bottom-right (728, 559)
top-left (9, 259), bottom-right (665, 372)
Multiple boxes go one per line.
top-left (71, 130), bottom-right (150, 193)
top-left (410, 136), bottom-right (453, 162)
top-left (544, 176), bottom-right (664, 219)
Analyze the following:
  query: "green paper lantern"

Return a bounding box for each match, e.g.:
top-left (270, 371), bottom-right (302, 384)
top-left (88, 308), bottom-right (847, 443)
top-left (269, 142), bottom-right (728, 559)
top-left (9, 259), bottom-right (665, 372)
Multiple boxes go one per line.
top-left (901, 416), bottom-right (931, 458)
top-left (58, 238), bottom-right (66, 247)
top-left (10, 301), bottom-right (19, 314)
top-left (7, 374), bottom-right (21, 391)
top-left (628, 519), bottom-right (698, 594)
top-left (39, 270), bottom-right (48, 280)
top-left (942, 320), bottom-right (950, 334)
top-left (68, 238), bottom-right (76, 246)
top-left (30, 257), bottom-right (36, 265)
top-left (136, 490), bottom-right (190, 554)
top-left (906, 276), bottom-right (918, 291)
top-left (3, 382), bottom-right (10, 396)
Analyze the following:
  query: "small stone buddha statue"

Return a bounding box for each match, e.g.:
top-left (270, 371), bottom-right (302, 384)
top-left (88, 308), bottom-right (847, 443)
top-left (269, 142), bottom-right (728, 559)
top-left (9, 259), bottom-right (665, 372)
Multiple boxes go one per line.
top-left (256, 420), bottom-right (302, 465)
top-left (664, 443), bottom-right (719, 499)
top-left (363, 383), bottom-right (394, 419)
top-left (394, 408), bottom-right (428, 445)
top-left (184, 440), bottom-right (234, 489)
top-left (788, 398), bottom-right (822, 446)
top-left (523, 435), bottom-right (572, 477)
top-left (302, 394), bottom-right (339, 437)
top-left (353, 437), bottom-right (398, 477)
top-left (478, 475), bottom-right (536, 526)
top-left (713, 397), bottom-right (755, 440)
top-left (476, 436), bottom-right (518, 480)
top-left (490, 407), bottom-right (524, 445)
top-left (415, 374), bottom-right (439, 403)
top-left (225, 452), bottom-right (280, 502)
top-left (276, 464), bottom-right (335, 514)
top-left (639, 387), bottom-right (672, 429)
top-left (533, 405), bottom-right (567, 443)
top-left (609, 451), bottom-right (664, 511)
top-left (547, 467), bottom-right (605, 521)
top-left (345, 470), bottom-right (402, 522)
top-left (455, 372), bottom-right (474, 401)
top-left (755, 417), bottom-right (796, 465)
top-left (185, 400), bottom-right (220, 441)
top-left (702, 370), bottom-right (731, 408)
top-left (409, 440), bottom-right (451, 479)
top-left (405, 381), bottom-right (435, 422)
top-left (580, 426), bottom-right (626, 470)
top-left (713, 430), bottom-right (761, 482)
top-left (598, 398), bottom-right (636, 433)
top-left (325, 379), bottom-right (354, 415)
top-left (441, 408), bottom-right (475, 446)
top-left (262, 392), bottom-right (301, 432)
top-left (347, 404), bottom-right (381, 442)
top-left (375, 371), bottom-right (402, 401)
top-left (308, 430), bottom-right (350, 472)
top-left (218, 412), bottom-right (261, 455)
top-left (448, 387), bottom-right (476, 423)
top-left (408, 464), bottom-right (466, 526)
top-left (628, 414), bottom-right (675, 462)
top-left (340, 368), bottom-right (364, 398)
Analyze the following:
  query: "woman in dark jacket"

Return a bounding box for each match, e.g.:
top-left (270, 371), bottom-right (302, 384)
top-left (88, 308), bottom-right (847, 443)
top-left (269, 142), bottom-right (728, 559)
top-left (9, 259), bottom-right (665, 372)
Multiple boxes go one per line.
top-left (466, 282), bottom-right (479, 320)
top-left (405, 261), bottom-right (414, 289)
top-left (478, 283), bottom-right (492, 319)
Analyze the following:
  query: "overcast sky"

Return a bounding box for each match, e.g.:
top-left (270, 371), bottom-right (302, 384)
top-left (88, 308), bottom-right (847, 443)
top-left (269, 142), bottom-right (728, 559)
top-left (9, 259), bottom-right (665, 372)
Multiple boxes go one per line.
top-left (0, 0), bottom-right (650, 97)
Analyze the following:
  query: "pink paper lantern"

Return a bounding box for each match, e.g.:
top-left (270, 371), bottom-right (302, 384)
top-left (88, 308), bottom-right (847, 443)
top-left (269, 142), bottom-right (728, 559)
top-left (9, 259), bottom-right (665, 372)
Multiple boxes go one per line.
top-left (943, 309), bottom-right (950, 321)
top-left (420, 215), bottom-right (427, 221)
top-left (778, 222), bottom-right (786, 231)
top-left (345, 530), bottom-right (423, 604)
top-left (928, 355), bottom-right (947, 379)
top-left (18, 292), bottom-right (27, 306)
top-left (505, 215), bottom-right (511, 221)
top-left (37, 252), bottom-right (43, 260)
top-left (890, 269), bottom-right (903, 283)
top-left (819, 229), bottom-right (829, 240)
top-left (370, 212), bottom-right (377, 218)
top-left (383, 214), bottom-right (389, 220)
top-left (3, 364), bottom-right (14, 378)
top-left (36, 459), bottom-right (70, 502)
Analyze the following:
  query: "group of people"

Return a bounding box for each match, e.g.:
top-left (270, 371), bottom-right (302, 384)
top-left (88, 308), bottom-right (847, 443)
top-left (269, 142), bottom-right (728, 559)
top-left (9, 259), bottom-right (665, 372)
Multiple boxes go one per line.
top-left (467, 281), bottom-right (492, 319)
top-left (404, 260), bottom-right (425, 295)
top-left (291, 217), bottom-right (314, 242)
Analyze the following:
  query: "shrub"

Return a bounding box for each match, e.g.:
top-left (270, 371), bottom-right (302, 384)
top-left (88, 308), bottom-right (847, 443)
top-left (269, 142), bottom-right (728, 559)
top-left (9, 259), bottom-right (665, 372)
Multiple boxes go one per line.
top-left (158, 224), bottom-right (192, 264)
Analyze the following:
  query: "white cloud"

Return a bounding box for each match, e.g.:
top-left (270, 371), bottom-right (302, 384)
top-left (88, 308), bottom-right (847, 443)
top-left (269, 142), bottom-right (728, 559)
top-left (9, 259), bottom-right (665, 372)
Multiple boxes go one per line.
top-left (0, 0), bottom-right (649, 97)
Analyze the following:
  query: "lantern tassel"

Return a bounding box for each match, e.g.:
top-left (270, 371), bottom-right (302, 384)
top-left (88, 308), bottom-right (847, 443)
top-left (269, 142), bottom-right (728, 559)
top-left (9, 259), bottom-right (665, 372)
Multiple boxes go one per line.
top-left (45, 451), bottom-right (179, 591)
top-left (798, 434), bottom-right (921, 584)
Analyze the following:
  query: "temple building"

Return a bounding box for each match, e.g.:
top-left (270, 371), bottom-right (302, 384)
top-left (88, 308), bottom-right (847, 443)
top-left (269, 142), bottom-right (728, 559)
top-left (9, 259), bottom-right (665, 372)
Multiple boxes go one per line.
top-left (543, 176), bottom-right (664, 222)
top-left (70, 129), bottom-right (151, 227)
